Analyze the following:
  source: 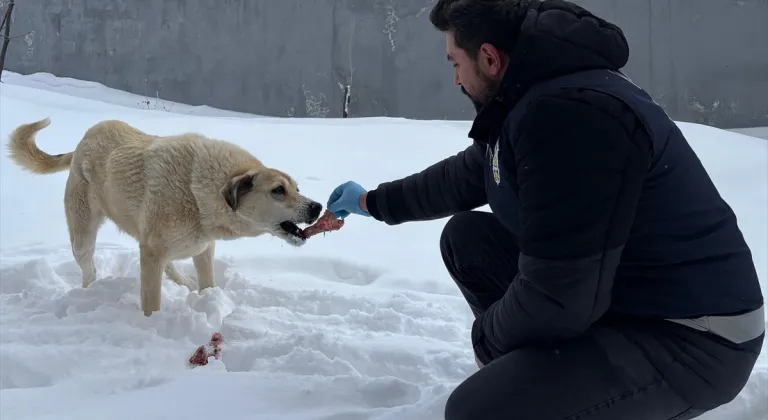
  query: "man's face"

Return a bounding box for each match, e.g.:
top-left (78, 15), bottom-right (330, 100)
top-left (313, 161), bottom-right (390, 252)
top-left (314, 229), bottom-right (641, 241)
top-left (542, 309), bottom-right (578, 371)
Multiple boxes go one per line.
top-left (446, 32), bottom-right (506, 106)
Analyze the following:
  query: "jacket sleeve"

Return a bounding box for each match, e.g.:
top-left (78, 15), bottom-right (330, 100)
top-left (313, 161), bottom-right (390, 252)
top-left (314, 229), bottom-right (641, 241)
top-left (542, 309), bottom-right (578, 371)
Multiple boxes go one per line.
top-left (471, 92), bottom-right (653, 365)
top-left (365, 141), bottom-right (487, 225)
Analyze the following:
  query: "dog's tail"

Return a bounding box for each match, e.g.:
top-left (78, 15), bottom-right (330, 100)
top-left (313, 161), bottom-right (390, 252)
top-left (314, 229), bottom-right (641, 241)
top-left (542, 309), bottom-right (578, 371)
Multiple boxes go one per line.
top-left (6, 118), bottom-right (73, 174)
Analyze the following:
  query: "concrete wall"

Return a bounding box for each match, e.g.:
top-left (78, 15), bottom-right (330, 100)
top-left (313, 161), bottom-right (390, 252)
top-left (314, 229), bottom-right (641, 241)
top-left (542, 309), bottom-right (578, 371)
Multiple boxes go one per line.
top-left (3, 0), bottom-right (767, 128)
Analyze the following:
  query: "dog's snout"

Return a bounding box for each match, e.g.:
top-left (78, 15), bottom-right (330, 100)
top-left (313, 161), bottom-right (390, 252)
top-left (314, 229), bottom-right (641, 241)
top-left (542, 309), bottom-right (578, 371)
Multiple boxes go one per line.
top-left (308, 201), bottom-right (322, 219)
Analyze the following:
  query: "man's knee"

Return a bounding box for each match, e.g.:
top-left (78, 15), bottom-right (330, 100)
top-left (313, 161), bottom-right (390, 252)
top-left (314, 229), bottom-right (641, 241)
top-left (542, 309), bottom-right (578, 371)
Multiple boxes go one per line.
top-left (444, 381), bottom-right (470, 420)
top-left (444, 378), bottom-right (490, 420)
top-left (439, 211), bottom-right (487, 269)
top-left (440, 211), bottom-right (515, 269)
top-left (440, 211), bottom-right (520, 316)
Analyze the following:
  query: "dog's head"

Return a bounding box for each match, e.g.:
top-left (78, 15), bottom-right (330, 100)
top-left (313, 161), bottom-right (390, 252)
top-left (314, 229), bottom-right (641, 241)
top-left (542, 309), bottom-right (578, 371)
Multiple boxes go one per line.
top-left (221, 167), bottom-right (322, 246)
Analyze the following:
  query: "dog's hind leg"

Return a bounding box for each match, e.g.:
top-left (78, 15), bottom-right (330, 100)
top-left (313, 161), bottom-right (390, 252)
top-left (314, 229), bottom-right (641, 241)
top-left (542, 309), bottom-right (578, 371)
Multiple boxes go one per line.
top-left (164, 262), bottom-right (198, 291)
top-left (140, 245), bottom-right (165, 316)
top-left (193, 242), bottom-right (216, 290)
top-left (65, 174), bottom-right (104, 288)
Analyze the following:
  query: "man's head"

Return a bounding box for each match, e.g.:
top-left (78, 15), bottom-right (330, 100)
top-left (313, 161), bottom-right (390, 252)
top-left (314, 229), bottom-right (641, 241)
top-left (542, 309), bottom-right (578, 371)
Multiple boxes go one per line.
top-left (429, 0), bottom-right (529, 105)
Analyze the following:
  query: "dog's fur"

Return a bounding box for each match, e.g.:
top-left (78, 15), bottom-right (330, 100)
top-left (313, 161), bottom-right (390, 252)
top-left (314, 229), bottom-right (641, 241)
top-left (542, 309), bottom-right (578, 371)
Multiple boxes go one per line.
top-left (6, 118), bottom-right (323, 316)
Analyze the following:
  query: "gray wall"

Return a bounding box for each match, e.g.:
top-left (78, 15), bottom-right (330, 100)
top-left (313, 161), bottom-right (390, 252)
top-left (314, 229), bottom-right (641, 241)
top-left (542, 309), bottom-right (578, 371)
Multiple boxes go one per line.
top-left (3, 0), bottom-right (767, 128)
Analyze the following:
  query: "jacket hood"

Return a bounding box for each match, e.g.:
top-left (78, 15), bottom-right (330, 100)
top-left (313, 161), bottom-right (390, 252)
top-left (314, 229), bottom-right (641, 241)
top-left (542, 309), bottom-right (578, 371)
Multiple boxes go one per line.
top-left (468, 0), bottom-right (630, 141)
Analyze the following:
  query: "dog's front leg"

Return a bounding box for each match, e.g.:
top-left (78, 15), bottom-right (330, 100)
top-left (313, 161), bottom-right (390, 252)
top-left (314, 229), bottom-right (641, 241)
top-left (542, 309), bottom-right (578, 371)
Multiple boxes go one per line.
top-left (140, 246), bottom-right (166, 316)
top-left (193, 241), bottom-right (216, 290)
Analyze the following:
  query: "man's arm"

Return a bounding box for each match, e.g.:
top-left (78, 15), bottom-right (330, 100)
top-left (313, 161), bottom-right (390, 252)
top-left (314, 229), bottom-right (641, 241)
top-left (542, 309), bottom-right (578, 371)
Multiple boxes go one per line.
top-left (471, 91), bottom-right (652, 365)
top-left (364, 141), bottom-right (487, 225)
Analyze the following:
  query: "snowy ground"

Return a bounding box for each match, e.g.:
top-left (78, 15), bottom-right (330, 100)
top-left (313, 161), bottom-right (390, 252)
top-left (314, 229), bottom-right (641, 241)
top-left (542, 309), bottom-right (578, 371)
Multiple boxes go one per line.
top-left (0, 71), bottom-right (766, 420)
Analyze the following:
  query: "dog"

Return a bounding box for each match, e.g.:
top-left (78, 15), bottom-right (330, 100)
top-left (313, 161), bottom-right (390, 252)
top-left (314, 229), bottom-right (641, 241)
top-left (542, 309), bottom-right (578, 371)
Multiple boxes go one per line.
top-left (6, 118), bottom-right (323, 316)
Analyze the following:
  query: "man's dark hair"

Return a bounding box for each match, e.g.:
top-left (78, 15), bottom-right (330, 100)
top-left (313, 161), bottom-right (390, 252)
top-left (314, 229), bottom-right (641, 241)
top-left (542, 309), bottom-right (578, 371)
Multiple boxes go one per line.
top-left (429, 0), bottom-right (530, 58)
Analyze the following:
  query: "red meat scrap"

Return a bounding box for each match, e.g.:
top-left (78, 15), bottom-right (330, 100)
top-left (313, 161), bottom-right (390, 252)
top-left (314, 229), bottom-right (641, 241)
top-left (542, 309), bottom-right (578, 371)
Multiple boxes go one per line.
top-left (188, 332), bottom-right (223, 367)
top-left (303, 210), bottom-right (345, 239)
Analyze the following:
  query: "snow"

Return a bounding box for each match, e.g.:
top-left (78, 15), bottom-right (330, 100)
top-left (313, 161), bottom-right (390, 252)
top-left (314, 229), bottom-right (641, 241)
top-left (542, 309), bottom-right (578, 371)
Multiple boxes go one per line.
top-left (0, 71), bottom-right (266, 119)
top-left (0, 70), bottom-right (766, 419)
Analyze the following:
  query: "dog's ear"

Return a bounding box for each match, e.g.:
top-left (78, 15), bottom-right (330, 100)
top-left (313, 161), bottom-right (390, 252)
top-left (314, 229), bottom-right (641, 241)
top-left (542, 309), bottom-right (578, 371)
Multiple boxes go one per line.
top-left (222, 172), bottom-right (256, 211)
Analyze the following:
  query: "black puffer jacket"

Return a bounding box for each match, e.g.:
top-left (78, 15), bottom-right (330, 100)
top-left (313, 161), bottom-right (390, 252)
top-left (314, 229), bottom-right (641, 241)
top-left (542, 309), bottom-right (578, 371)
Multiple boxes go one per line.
top-left (365, 0), bottom-right (763, 372)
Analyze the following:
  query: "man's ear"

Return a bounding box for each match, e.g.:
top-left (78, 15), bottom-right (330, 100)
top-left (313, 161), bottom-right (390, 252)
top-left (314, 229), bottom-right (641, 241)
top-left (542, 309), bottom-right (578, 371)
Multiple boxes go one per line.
top-left (478, 43), bottom-right (505, 77)
top-left (221, 172), bottom-right (256, 211)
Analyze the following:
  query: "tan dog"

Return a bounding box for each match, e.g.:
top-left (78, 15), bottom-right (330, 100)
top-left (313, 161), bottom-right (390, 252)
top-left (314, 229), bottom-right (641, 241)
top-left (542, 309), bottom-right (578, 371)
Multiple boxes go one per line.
top-left (6, 118), bottom-right (323, 316)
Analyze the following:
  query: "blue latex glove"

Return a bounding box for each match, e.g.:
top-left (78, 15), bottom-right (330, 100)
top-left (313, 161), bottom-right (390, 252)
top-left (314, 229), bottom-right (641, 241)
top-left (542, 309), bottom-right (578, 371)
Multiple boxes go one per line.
top-left (327, 181), bottom-right (370, 219)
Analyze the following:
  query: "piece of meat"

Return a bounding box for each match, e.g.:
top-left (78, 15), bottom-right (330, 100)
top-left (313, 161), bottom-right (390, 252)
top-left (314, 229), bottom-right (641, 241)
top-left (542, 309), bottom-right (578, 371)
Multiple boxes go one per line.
top-left (303, 210), bottom-right (345, 239)
top-left (188, 332), bottom-right (223, 367)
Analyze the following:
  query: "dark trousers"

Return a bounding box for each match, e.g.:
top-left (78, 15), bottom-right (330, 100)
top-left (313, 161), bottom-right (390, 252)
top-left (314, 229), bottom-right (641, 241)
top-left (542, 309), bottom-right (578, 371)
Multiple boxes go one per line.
top-left (439, 211), bottom-right (761, 420)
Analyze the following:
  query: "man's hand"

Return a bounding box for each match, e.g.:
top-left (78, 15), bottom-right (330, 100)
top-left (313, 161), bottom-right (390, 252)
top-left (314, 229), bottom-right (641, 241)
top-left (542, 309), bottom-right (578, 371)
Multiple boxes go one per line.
top-left (327, 181), bottom-right (371, 218)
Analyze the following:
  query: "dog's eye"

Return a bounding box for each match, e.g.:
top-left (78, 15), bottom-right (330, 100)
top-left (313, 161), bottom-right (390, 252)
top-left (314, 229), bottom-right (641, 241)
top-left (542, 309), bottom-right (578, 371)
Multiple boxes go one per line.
top-left (271, 186), bottom-right (285, 195)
